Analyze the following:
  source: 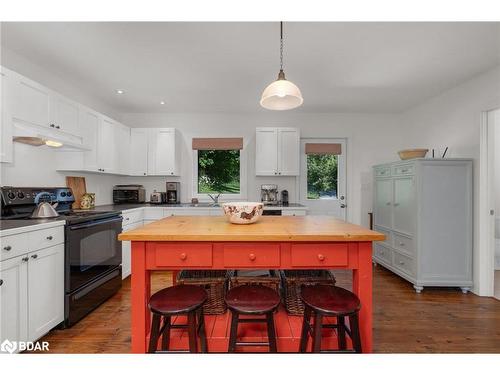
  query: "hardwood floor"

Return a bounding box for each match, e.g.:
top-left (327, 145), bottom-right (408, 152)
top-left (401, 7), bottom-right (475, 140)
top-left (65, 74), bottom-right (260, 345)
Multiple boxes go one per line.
top-left (32, 266), bottom-right (500, 353)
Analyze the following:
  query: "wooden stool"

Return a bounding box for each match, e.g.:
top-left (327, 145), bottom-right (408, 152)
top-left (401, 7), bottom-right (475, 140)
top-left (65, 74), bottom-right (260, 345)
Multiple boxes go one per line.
top-left (225, 285), bottom-right (281, 353)
top-left (148, 284), bottom-right (208, 353)
top-left (299, 284), bottom-right (362, 353)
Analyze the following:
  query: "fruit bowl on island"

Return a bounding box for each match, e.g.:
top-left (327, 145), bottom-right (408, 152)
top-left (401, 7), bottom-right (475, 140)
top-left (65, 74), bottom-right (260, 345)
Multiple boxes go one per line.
top-left (221, 202), bottom-right (264, 224)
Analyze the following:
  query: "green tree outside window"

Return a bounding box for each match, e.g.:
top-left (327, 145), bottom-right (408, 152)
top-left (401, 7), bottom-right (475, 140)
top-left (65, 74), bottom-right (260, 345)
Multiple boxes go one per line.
top-left (198, 150), bottom-right (240, 194)
top-left (307, 154), bottom-right (338, 199)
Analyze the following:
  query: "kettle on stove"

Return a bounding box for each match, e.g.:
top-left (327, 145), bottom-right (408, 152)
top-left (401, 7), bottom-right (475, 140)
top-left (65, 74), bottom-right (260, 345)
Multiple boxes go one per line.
top-left (31, 201), bottom-right (59, 218)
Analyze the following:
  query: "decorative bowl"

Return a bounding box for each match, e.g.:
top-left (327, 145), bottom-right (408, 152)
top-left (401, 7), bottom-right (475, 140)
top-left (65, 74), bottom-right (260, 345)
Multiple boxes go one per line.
top-left (221, 202), bottom-right (264, 224)
top-left (398, 149), bottom-right (429, 160)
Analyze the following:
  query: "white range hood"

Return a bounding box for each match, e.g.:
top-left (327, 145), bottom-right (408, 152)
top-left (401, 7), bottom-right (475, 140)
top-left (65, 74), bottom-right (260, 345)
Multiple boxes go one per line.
top-left (12, 120), bottom-right (90, 151)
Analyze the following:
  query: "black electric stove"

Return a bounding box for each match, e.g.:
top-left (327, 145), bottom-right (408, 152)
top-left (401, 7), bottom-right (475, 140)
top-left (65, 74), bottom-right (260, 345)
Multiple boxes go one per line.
top-left (1, 186), bottom-right (123, 327)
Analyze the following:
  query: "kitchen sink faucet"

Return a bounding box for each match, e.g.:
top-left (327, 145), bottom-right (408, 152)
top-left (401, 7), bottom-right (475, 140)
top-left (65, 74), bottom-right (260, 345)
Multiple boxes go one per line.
top-left (208, 193), bottom-right (221, 205)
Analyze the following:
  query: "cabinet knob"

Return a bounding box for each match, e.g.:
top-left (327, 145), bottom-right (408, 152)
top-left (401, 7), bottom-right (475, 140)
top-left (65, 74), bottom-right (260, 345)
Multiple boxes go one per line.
top-left (386, 202), bottom-right (391, 206)
top-left (31, 254), bottom-right (38, 259)
top-left (340, 204), bottom-right (346, 209)
top-left (179, 253), bottom-right (187, 260)
top-left (55, 125), bottom-right (60, 129)
top-left (317, 254), bottom-right (325, 261)
top-left (49, 124), bottom-right (55, 128)
top-left (399, 261), bottom-right (405, 265)
top-left (143, 173), bottom-right (146, 176)
top-left (248, 253), bottom-right (256, 261)
top-left (399, 242), bottom-right (404, 246)
top-left (125, 217), bottom-right (130, 221)
top-left (0, 279), bottom-right (3, 286)
top-left (393, 203), bottom-right (400, 207)
top-left (278, 172), bottom-right (281, 175)
top-left (46, 235), bottom-right (53, 240)
top-left (22, 257), bottom-right (29, 262)
top-left (3, 245), bottom-right (12, 251)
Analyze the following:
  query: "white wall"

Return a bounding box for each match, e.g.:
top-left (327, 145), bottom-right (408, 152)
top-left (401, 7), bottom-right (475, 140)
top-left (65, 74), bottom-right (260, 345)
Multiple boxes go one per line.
top-left (120, 112), bottom-right (403, 227)
top-left (399, 66), bottom-right (500, 295)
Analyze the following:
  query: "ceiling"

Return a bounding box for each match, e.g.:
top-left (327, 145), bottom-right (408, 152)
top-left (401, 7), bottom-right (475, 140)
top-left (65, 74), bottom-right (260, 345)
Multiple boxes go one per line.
top-left (1, 22), bottom-right (499, 114)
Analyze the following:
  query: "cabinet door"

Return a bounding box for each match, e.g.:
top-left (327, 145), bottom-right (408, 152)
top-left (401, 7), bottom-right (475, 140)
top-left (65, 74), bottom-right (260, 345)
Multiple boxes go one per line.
top-left (0, 68), bottom-right (13, 163)
top-left (97, 117), bottom-right (117, 173)
top-left (0, 255), bottom-right (28, 347)
top-left (50, 94), bottom-right (80, 136)
top-left (115, 123), bottom-right (130, 175)
top-left (374, 178), bottom-right (393, 229)
top-left (278, 128), bottom-right (300, 175)
top-left (11, 74), bottom-right (51, 128)
top-left (255, 128), bottom-right (278, 176)
top-left (130, 128), bottom-right (149, 176)
top-left (393, 176), bottom-right (415, 235)
top-left (148, 128), bottom-right (177, 176)
top-left (80, 107), bottom-right (100, 171)
top-left (27, 245), bottom-right (64, 342)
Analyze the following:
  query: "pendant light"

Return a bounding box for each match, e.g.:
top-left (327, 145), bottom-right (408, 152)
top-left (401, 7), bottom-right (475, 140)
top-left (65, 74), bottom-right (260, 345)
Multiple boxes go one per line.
top-left (260, 22), bottom-right (303, 110)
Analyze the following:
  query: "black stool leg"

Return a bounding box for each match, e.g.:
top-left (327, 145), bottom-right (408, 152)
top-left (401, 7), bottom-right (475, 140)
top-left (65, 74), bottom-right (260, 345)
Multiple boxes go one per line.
top-left (348, 313), bottom-right (362, 353)
top-left (160, 316), bottom-right (171, 351)
top-left (187, 311), bottom-right (198, 353)
top-left (148, 313), bottom-right (161, 353)
top-left (228, 311), bottom-right (239, 353)
top-left (337, 315), bottom-right (347, 350)
top-left (299, 306), bottom-right (312, 353)
top-left (266, 312), bottom-right (278, 353)
top-left (197, 308), bottom-right (208, 353)
top-left (312, 312), bottom-right (323, 353)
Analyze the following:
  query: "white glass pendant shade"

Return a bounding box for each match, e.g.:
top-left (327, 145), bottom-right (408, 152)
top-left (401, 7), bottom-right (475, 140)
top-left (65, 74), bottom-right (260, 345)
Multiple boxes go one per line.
top-left (260, 70), bottom-right (303, 110)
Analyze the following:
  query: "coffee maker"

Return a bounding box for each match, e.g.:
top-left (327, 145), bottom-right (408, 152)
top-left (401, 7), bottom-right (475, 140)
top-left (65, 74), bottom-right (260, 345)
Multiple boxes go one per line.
top-left (166, 182), bottom-right (180, 204)
top-left (260, 184), bottom-right (279, 205)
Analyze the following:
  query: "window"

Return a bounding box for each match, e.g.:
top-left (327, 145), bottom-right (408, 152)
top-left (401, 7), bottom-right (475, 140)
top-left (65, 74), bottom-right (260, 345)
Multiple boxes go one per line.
top-left (307, 154), bottom-right (338, 199)
top-left (197, 150), bottom-right (240, 194)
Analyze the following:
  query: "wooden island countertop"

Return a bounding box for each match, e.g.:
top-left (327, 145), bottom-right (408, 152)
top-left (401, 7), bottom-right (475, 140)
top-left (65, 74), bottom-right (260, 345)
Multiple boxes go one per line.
top-left (118, 215), bottom-right (385, 242)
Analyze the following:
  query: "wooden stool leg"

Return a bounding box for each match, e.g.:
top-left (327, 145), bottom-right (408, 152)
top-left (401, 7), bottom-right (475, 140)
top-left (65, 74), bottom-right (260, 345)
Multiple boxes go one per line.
top-left (228, 311), bottom-right (239, 353)
top-left (266, 312), bottom-right (278, 353)
top-left (198, 308), bottom-right (208, 353)
top-left (312, 312), bottom-right (323, 353)
top-left (161, 316), bottom-right (171, 351)
top-left (349, 313), bottom-right (362, 353)
top-left (337, 315), bottom-right (347, 350)
top-left (299, 306), bottom-right (312, 353)
top-left (148, 313), bottom-right (161, 353)
top-left (187, 312), bottom-right (198, 353)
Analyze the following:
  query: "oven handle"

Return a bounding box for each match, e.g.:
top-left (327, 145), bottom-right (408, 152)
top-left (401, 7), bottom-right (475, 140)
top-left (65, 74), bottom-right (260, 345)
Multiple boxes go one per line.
top-left (68, 216), bottom-right (123, 230)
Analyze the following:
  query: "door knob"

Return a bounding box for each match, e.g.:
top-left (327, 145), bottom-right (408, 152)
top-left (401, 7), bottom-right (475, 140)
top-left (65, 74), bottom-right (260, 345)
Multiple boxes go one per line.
top-left (340, 204), bottom-right (346, 208)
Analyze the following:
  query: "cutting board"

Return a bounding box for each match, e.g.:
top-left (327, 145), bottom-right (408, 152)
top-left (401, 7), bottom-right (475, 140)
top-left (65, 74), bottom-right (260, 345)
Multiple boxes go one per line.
top-left (66, 176), bottom-right (87, 209)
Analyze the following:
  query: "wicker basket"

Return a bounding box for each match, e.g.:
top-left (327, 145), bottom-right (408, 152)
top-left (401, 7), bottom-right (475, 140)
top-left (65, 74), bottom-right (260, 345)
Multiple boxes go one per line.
top-left (229, 270), bottom-right (281, 294)
top-left (280, 270), bottom-right (336, 315)
top-left (176, 270), bottom-right (230, 315)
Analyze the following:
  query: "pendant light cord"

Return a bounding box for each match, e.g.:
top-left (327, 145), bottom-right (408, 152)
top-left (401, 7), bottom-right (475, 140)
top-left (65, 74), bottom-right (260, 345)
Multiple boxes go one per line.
top-left (280, 21), bottom-right (284, 71)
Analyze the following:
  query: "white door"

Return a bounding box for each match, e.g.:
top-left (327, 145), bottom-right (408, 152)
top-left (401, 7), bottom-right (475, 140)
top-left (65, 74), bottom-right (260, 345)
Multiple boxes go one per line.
top-left (300, 138), bottom-right (347, 219)
top-left (50, 94), bottom-right (80, 136)
top-left (278, 128), bottom-right (300, 176)
top-left (97, 117), bottom-right (117, 173)
top-left (0, 68), bottom-right (13, 163)
top-left (130, 128), bottom-right (149, 176)
top-left (79, 107), bottom-right (100, 171)
top-left (255, 128), bottom-right (278, 176)
top-left (148, 128), bottom-right (176, 176)
top-left (0, 255), bottom-right (28, 346)
top-left (11, 74), bottom-right (51, 128)
top-left (392, 176), bottom-right (415, 235)
top-left (374, 178), bottom-right (393, 230)
top-left (27, 245), bottom-right (64, 342)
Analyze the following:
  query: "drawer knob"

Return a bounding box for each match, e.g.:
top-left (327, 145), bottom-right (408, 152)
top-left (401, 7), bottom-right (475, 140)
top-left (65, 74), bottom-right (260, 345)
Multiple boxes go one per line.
top-left (399, 261), bottom-right (405, 265)
top-left (3, 245), bottom-right (12, 251)
top-left (46, 235), bottom-right (53, 240)
top-left (248, 253), bottom-right (256, 261)
top-left (179, 253), bottom-right (187, 260)
top-left (317, 254), bottom-right (325, 261)
top-left (399, 242), bottom-right (404, 246)
top-left (125, 218), bottom-right (130, 221)
top-left (386, 202), bottom-right (391, 206)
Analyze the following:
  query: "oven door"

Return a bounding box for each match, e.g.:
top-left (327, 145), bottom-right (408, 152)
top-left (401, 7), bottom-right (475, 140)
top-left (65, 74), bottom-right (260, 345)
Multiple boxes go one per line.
top-left (65, 216), bottom-right (122, 293)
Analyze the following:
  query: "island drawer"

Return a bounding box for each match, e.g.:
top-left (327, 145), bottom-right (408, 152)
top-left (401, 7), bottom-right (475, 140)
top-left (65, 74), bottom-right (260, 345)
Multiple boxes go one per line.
top-left (153, 244), bottom-right (213, 267)
top-left (290, 243), bottom-right (348, 267)
top-left (223, 244), bottom-right (280, 267)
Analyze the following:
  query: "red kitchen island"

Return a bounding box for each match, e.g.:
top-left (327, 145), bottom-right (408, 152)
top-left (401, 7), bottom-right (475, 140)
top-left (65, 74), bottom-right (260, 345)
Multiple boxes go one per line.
top-left (118, 215), bottom-right (384, 353)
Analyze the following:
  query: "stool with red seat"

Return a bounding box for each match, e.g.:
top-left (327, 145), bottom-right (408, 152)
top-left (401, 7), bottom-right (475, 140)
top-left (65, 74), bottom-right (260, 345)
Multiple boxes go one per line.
top-left (225, 285), bottom-right (281, 353)
top-left (299, 284), bottom-right (362, 353)
top-left (147, 284), bottom-right (208, 353)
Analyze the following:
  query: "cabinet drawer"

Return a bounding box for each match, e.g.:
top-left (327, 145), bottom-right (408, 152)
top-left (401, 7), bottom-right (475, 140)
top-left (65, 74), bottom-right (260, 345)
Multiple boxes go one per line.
top-left (28, 227), bottom-right (64, 251)
top-left (393, 251), bottom-right (414, 277)
top-left (0, 233), bottom-right (28, 261)
top-left (291, 243), bottom-right (348, 267)
top-left (223, 244), bottom-right (280, 268)
top-left (392, 164), bottom-right (414, 175)
top-left (154, 244), bottom-right (213, 267)
top-left (374, 244), bottom-right (392, 264)
top-left (122, 209), bottom-right (143, 225)
top-left (143, 208), bottom-right (165, 220)
top-left (281, 210), bottom-right (307, 216)
top-left (373, 226), bottom-right (391, 247)
top-left (393, 232), bottom-right (415, 255)
top-left (375, 166), bottom-right (391, 177)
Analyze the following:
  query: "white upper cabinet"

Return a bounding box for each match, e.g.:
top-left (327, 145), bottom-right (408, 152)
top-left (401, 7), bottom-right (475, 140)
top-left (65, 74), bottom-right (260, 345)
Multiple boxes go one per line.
top-left (147, 128), bottom-right (180, 176)
top-left (374, 177), bottom-right (393, 229)
top-left (255, 127), bottom-right (300, 176)
top-left (50, 94), bottom-right (80, 136)
top-left (115, 123), bottom-right (130, 175)
top-left (79, 106), bottom-right (100, 171)
top-left (97, 116), bottom-right (118, 174)
top-left (11, 73), bottom-right (51, 129)
top-left (0, 68), bottom-right (14, 163)
top-left (130, 128), bottom-right (148, 176)
top-left (392, 176), bottom-right (415, 235)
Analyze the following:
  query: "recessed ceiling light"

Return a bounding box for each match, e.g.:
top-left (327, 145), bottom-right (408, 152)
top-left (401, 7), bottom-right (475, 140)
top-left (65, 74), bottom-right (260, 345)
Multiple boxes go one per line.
top-left (116, 89), bottom-right (124, 95)
top-left (160, 101), bottom-right (166, 105)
